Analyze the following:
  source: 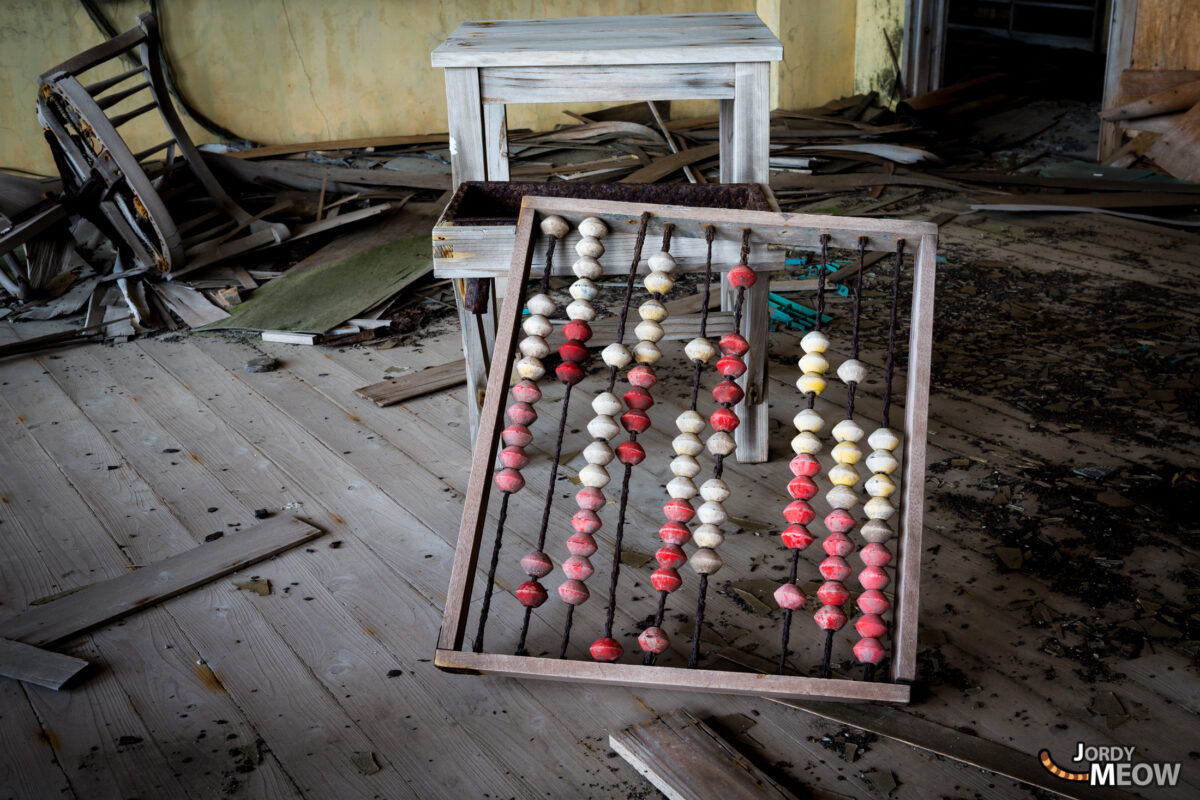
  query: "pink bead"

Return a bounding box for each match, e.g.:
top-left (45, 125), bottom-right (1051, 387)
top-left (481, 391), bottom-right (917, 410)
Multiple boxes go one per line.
top-left (855, 613), bottom-right (888, 640)
top-left (788, 476), bottom-right (818, 500)
top-left (859, 566), bottom-right (890, 590)
top-left (493, 468), bottom-right (525, 493)
top-left (663, 498), bottom-right (695, 523)
top-left (710, 407), bottom-right (740, 432)
top-left (562, 555), bottom-right (594, 581)
top-left (814, 604), bottom-right (847, 631)
top-left (781, 524), bottom-right (813, 550)
top-left (659, 521), bottom-right (692, 545)
top-left (590, 637), bottom-right (623, 662)
top-left (555, 361), bottom-right (585, 385)
top-left (823, 532), bottom-right (854, 558)
top-left (515, 580), bottom-right (547, 608)
top-left (638, 626), bottom-right (670, 654)
top-left (571, 510), bottom-right (601, 534)
top-left (857, 589), bottom-right (890, 615)
top-left (558, 579), bottom-right (590, 605)
top-left (626, 364), bottom-right (658, 388)
top-left (651, 567), bottom-right (682, 593)
top-left (861, 542), bottom-right (892, 568)
top-left (558, 340), bottom-right (589, 364)
top-left (616, 440), bottom-right (646, 465)
top-left (576, 487), bottom-right (606, 511)
top-left (727, 264), bottom-right (757, 288)
top-left (711, 379), bottom-right (743, 406)
top-left (655, 544), bottom-right (687, 569)
top-left (774, 582), bottom-right (806, 610)
top-left (817, 580), bottom-right (850, 606)
top-left (783, 500), bottom-right (815, 525)
top-left (506, 402), bottom-right (537, 426)
top-left (790, 453), bottom-right (820, 477)
top-left (564, 320), bottom-right (593, 343)
top-left (621, 409), bottom-right (651, 434)
top-left (716, 354), bottom-right (746, 379)
top-left (520, 550), bottom-right (552, 578)
top-left (498, 445), bottom-right (529, 470)
top-left (719, 333), bottom-right (749, 356)
top-left (623, 387), bottom-right (653, 411)
top-left (820, 556), bottom-right (851, 582)
top-left (824, 509), bottom-right (856, 534)
top-left (511, 380), bottom-right (541, 404)
top-left (567, 532), bottom-right (598, 557)
top-left (501, 424), bottom-right (532, 448)
top-left (853, 637), bottom-right (886, 665)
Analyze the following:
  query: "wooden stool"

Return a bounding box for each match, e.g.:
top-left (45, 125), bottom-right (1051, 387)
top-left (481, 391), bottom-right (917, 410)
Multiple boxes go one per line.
top-left (432, 12), bottom-right (782, 462)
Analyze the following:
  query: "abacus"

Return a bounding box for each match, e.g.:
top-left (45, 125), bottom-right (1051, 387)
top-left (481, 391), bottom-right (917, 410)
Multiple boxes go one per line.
top-left (435, 196), bottom-right (937, 703)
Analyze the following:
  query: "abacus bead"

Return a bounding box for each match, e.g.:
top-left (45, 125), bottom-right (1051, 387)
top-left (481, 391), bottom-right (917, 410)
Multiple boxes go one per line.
top-left (632, 341), bottom-right (662, 365)
top-left (788, 476), bottom-right (818, 500)
top-left (861, 542), bottom-right (893, 567)
top-left (648, 250), bottom-right (676, 272)
top-left (854, 638), bottom-right (887, 665)
top-left (569, 278), bottom-right (598, 301)
top-left (684, 337), bottom-right (718, 363)
top-left (511, 379), bottom-right (542, 404)
top-left (562, 555), bottom-right (595, 581)
top-left (784, 499), bottom-right (815, 525)
top-left (663, 498), bottom-right (695, 523)
top-left (790, 453), bottom-right (821, 477)
top-left (817, 580), bottom-right (850, 606)
top-left (506, 404), bottom-right (535, 431)
top-left (587, 414), bottom-right (620, 440)
top-left (719, 333), bottom-right (749, 356)
top-left (774, 583), bottom-right (806, 610)
top-left (829, 463), bottom-right (859, 487)
top-left (837, 358), bottom-right (867, 385)
top-left (522, 314), bottom-right (552, 338)
top-left (558, 579), bottom-right (590, 605)
top-left (502, 424), bottom-right (532, 447)
top-left (555, 361), bottom-right (586, 385)
top-left (675, 409), bottom-right (705, 434)
top-left (519, 336), bottom-right (550, 359)
top-left (566, 300), bottom-right (596, 321)
top-left (583, 440), bottom-right (614, 465)
top-left (623, 386), bottom-right (653, 410)
top-left (592, 391), bottom-right (622, 416)
top-left (827, 485), bottom-right (859, 510)
top-left (567, 531), bottom-right (598, 556)
top-left (540, 214), bottom-right (569, 238)
top-left (526, 293), bottom-right (555, 317)
top-left (576, 487), bottom-right (606, 511)
top-left (823, 532), bottom-right (854, 558)
top-left (626, 364), bottom-right (658, 388)
top-left (578, 216), bottom-right (607, 238)
top-left (865, 473), bottom-right (896, 498)
top-left (857, 589), bottom-right (890, 615)
top-left (616, 440), bottom-right (646, 465)
top-left (791, 431), bottom-right (822, 455)
top-left (666, 476), bottom-right (697, 499)
top-left (575, 236), bottom-right (604, 258)
top-left (620, 409), bottom-right (651, 433)
top-left (781, 524), bottom-right (814, 550)
top-left (515, 357), bottom-right (545, 381)
top-left (692, 524), bottom-right (724, 549)
top-left (670, 454), bottom-right (701, 478)
top-left (516, 580), bottom-right (548, 607)
top-left (639, 627), bottom-right (670, 654)
top-left (635, 319), bottom-right (664, 343)
top-left (601, 342), bottom-right (632, 368)
top-left (860, 566), bottom-right (890, 590)
top-left (643, 270), bottom-right (674, 295)
top-left (825, 509), bottom-right (856, 534)
top-left (590, 637), bottom-right (622, 662)
top-left (865, 496), bottom-right (896, 521)
top-left (659, 521), bottom-right (692, 545)
top-left (498, 446), bottom-right (529, 469)
top-left (707, 431), bottom-right (737, 456)
top-left (650, 567), bottom-right (682, 592)
top-left (573, 256), bottom-right (602, 280)
top-left (699, 479), bottom-right (731, 503)
top-left (820, 556), bottom-right (851, 582)
top-left (716, 354), bottom-right (746, 378)
top-left (727, 264), bottom-right (757, 288)
top-left (697, 501), bottom-right (728, 526)
top-left (689, 547), bottom-right (723, 575)
top-left (801, 330), bottom-right (830, 353)
top-left (712, 379), bottom-right (744, 406)
top-left (579, 463), bottom-right (610, 488)
top-left (571, 511), bottom-right (601, 535)
top-left (832, 418), bottom-right (865, 443)
top-left (796, 373), bottom-right (827, 395)
top-left (814, 604), bottom-right (847, 631)
top-left (792, 408), bottom-right (824, 433)
top-left (861, 519), bottom-right (893, 544)
top-left (521, 550), bottom-right (553, 578)
top-left (656, 543), bottom-right (687, 569)
top-left (832, 441), bottom-right (862, 465)
top-left (868, 427), bottom-right (901, 451)
top-left (494, 468), bottom-right (525, 493)
top-left (673, 433), bottom-right (703, 456)
top-left (798, 352), bottom-right (828, 374)
top-left (710, 406), bottom-right (740, 432)
top-left (856, 613), bottom-right (888, 640)
top-left (639, 298), bottom-right (667, 321)
top-left (866, 450), bottom-right (899, 475)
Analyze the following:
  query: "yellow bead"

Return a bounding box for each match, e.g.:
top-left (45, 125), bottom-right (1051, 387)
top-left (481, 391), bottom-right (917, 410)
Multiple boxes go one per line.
top-left (643, 270), bottom-right (674, 295)
top-left (798, 352), bottom-right (828, 374)
top-left (832, 419), bottom-right (864, 443)
top-left (639, 299), bottom-right (668, 321)
top-left (865, 496), bottom-right (895, 521)
top-left (515, 357), bottom-right (544, 380)
top-left (632, 341), bottom-right (662, 364)
top-left (796, 373), bottom-right (827, 395)
top-left (831, 440), bottom-right (862, 465)
top-left (865, 473), bottom-right (896, 498)
top-left (829, 463), bottom-right (859, 486)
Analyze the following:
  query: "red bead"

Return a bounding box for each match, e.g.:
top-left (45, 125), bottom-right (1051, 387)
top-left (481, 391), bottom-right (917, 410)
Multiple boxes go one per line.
top-left (620, 409), bottom-right (651, 434)
top-left (790, 453), bottom-right (820, 477)
top-left (571, 510), bottom-right (601, 534)
top-left (781, 524), bottom-right (814, 550)
top-left (501, 424), bottom-right (532, 448)
top-left (655, 544), bottom-right (687, 569)
top-left (774, 582), bottom-right (806, 610)
top-left (567, 532), bottom-right (598, 557)
top-left (783, 499), bottom-right (815, 525)
top-left (859, 566), bottom-right (890, 590)
top-left (616, 440), bottom-right (646, 465)
top-left (861, 542), bottom-right (893, 568)
top-left (719, 333), bottom-right (750, 356)
top-left (727, 264), bottom-right (757, 288)
top-left (493, 468), bottom-right (525, 493)
top-left (820, 556), bottom-right (851, 582)
top-left (711, 379), bottom-right (744, 406)
top-left (562, 555), bottom-right (594, 581)
top-left (498, 446), bottom-right (529, 470)
top-left (651, 567), bottom-right (682, 593)
top-left (623, 387), bottom-right (653, 410)
top-left (814, 604), bottom-right (847, 631)
top-left (710, 407), bottom-right (740, 432)
top-left (663, 498), bottom-right (695, 523)
top-left (854, 637), bottom-right (887, 665)
top-left (558, 340), bottom-right (589, 364)
top-left (638, 626), bottom-right (670, 654)
top-left (659, 521), bottom-right (692, 545)
top-left (558, 579), bottom-right (590, 605)
top-left (822, 532), bottom-right (854, 558)
top-left (788, 476), bottom-right (818, 500)
top-left (824, 509), bottom-right (856, 534)
top-left (511, 380), bottom-right (541, 404)
top-left (857, 589), bottom-right (890, 615)
top-left (506, 401), bottom-right (537, 426)
top-left (716, 354), bottom-right (746, 378)
top-left (817, 580), bottom-right (850, 606)
top-left (563, 319), bottom-right (592, 343)
top-left (516, 580), bottom-right (547, 608)
top-left (590, 637), bottom-right (622, 662)
top-left (626, 364), bottom-right (658, 388)
top-left (855, 613), bottom-right (888, 640)
top-left (520, 550), bottom-right (553, 578)
top-left (576, 487), bottom-right (606, 511)
top-left (555, 361), bottom-right (585, 385)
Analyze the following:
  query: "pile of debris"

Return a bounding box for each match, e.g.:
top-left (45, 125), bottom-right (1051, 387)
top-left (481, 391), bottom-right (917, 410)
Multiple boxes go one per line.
top-left (1100, 70), bottom-right (1200, 181)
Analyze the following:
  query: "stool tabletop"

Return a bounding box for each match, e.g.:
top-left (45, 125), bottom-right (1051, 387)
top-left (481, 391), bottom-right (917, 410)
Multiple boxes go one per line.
top-left (431, 12), bottom-right (781, 68)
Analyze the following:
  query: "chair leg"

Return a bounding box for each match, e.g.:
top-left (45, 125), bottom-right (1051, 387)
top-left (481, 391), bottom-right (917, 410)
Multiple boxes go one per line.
top-left (454, 279), bottom-right (497, 443)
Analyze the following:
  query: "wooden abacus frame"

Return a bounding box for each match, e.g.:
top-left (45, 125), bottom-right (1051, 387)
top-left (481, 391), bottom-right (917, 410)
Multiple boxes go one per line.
top-left (435, 195), bottom-right (938, 703)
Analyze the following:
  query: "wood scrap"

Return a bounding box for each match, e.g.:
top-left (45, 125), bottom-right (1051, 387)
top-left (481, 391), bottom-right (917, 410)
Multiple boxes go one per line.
top-left (647, 100), bottom-right (702, 184)
top-left (0, 318), bottom-right (114, 359)
top-left (1101, 79), bottom-right (1200, 121)
top-left (262, 331), bottom-right (320, 345)
top-left (152, 282), bottom-right (231, 327)
top-left (1144, 102), bottom-right (1200, 182)
top-left (792, 143), bottom-right (940, 165)
top-left (620, 144), bottom-right (720, 184)
top-left (0, 637), bottom-right (89, 691)
top-left (229, 133), bottom-right (450, 160)
top-left (897, 73), bottom-right (1007, 120)
top-left (968, 203), bottom-right (1200, 228)
top-left (1120, 113), bottom-right (1186, 134)
top-left (354, 358), bottom-right (467, 407)
top-left (933, 171), bottom-right (1200, 194)
top-left (206, 153), bottom-right (450, 193)
top-left (1118, 69), bottom-right (1200, 105)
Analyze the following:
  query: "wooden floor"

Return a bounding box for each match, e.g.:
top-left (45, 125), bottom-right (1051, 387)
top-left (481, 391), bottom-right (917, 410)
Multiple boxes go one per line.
top-left (0, 203), bottom-right (1196, 800)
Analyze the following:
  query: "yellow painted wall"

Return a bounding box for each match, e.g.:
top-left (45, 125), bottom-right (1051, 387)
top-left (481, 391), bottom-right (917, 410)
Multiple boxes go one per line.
top-left (853, 0), bottom-right (905, 105)
top-left (2, 0), bottom-right (870, 175)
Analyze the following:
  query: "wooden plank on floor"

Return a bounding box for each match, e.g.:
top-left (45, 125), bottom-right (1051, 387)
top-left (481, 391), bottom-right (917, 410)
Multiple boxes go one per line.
top-left (355, 358), bottom-right (466, 406)
top-left (0, 638), bottom-right (88, 691)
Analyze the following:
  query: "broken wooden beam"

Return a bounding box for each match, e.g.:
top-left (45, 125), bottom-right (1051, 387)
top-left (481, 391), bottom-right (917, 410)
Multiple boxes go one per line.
top-left (1145, 102), bottom-right (1200, 182)
top-left (0, 637), bottom-right (89, 691)
top-left (355, 359), bottom-right (467, 407)
top-left (1100, 79), bottom-right (1200, 121)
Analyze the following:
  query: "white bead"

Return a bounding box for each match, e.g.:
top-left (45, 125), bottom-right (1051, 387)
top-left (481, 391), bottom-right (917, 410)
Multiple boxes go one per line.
top-left (666, 476), bottom-right (697, 499)
top-left (578, 217), bottom-right (607, 238)
top-left (583, 440), bottom-right (614, 465)
top-left (832, 440), bottom-right (862, 465)
top-left (518, 336), bottom-right (550, 359)
top-left (697, 501), bottom-right (727, 525)
top-left (671, 454), bottom-right (701, 478)
top-left (539, 214), bottom-right (569, 238)
top-left (684, 337), bottom-right (717, 363)
top-left (515, 357), bottom-right (545, 381)
top-left (579, 463), bottom-right (610, 488)
top-left (832, 419), bottom-right (865, 443)
top-left (566, 300), bottom-right (596, 321)
top-left (692, 524), bottom-right (724, 549)
top-left (592, 392), bottom-right (622, 416)
top-left (601, 343), bottom-right (632, 368)
top-left (648, 251), bottom-right (676, 272)
top-left (699, 478), bottom-right (730, 503)
top-left (689, 547), bottom-right (723, 575)
top-left (796, 373), bottom-right (827, 395)
top-left (707, 431), bottom-right (736, 456)
top-left (569, 278), bottom-right (598, 301)
top-left (673, 433), bottom-right (703, 457)
top-left (575, 236), bottom-right (604, 259)
top-left (866, 449), bottom-right (899, 475)
top-left (865, 496), bottom-right (895, 520)
top-left (865, 473), bottom-right (896, 498)
top-left (837, 358), bottom-right (867, 385)
top-left (573, 256), bottom-right (602, 279)
top-left (827, 484), bottom-right (859, 510)
top-left (801, 330), bottom-right (830, 353)
top-left (862, 519), bottom-right (892, 544)
top-left (791, 431), bottom-right (822, 455)
top-left (639, 299), bottom-right (667, 321)
top-left (829, 463), bottom-right (860, 487)
top-left (635, 319), bottom-right (664, 343)
top-left (526, 293), bottom-right (555, 317)
top-left (868, 427), bottom-right (901, 451)
top-left (643, 270), bottom-right (674, 295)
top-left (676, 410), bottom-right (705, 434)
top-left (793, 408), bottom-right (824, 433)
top-left (587, 414), bottom-right (620, 440)
top-left (522, 314), bottom-right (552, 338)
top-left (798, 352), bottom-right (828, 374)
top-left (632, 341), bottom-right (661, 365)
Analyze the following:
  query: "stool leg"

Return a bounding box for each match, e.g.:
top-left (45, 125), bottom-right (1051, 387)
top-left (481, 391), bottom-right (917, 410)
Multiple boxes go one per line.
top-left (454, 278), bottom-right (497, 441)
